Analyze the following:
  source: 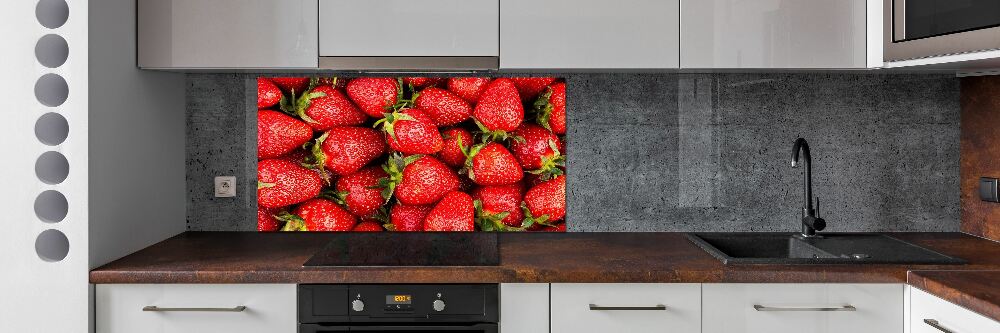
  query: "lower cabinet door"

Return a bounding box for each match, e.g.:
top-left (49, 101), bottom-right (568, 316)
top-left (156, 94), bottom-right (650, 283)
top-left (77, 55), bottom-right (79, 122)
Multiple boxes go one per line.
top-left (96, 284), bottom-right (297, 333)
top-left (702, 283), bottom-right (903, 333)
top-left (910, 287), bottom-right (1000, 333)
top-left (550, 283), bottom-right (701, 333)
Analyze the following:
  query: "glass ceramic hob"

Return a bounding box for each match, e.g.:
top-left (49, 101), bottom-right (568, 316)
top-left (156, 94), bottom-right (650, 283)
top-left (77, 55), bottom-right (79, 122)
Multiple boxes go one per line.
top-left (303, 233), bottom-right (500, 266)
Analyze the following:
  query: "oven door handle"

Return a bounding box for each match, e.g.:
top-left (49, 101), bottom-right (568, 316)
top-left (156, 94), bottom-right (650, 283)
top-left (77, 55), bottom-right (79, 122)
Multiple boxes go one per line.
top-left (348, 323), bottom-right (498, 332)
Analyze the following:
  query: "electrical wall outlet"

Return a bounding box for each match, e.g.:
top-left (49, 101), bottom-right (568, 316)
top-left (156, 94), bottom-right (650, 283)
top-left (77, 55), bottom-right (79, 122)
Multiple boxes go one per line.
top-left (215, 176), bottom-right (236, 198)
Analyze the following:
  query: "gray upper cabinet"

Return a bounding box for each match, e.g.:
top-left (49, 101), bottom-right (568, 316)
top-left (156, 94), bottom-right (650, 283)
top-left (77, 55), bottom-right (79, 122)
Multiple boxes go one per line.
top-left (681, 0), bottom-right (877, 69)
top-left (318, 0), bottom-right (500, 70)
top-left (137, 0), bottom-right (318, 69)
top-left (500, 0), bottom-right (681, 69)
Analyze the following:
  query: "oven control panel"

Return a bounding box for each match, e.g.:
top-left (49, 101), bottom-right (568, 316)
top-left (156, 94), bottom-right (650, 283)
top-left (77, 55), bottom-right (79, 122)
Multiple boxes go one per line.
top-left (299, 284), bottom-right (498, 324)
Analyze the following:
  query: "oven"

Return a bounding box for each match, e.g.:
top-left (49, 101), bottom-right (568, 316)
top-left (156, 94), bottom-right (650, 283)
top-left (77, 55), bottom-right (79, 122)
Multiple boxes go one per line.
top-left (299, 284), bottom-right (498, 333)
top-left (884, 0), bottom-right (1000, 61)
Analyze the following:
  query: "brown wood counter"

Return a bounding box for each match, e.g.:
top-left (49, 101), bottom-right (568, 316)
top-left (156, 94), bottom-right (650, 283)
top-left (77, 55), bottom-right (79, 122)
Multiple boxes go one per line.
top-left (90, 232), bottom-right (1000, 285)
top-left (908, 270), bottom-right (1000, 322)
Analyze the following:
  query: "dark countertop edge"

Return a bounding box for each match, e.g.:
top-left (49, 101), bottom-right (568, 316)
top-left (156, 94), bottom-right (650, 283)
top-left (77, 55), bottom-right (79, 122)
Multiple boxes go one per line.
top-left (908, 270), bottom-right (1000, 322)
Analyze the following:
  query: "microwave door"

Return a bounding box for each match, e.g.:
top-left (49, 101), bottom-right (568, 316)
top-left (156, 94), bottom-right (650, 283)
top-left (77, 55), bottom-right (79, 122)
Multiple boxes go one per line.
top-left (896, 0), bottom-right (1000, 42)
top-left (885, 0), bottom-right (1000, 61)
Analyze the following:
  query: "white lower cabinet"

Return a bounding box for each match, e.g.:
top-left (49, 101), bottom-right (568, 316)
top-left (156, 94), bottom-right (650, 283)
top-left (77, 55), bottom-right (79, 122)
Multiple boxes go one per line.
top-left (95, 284), bottom-right (297, 333)
top-left (500, 284), bottom-right (549, 333)
top-left (909, 287), bottom-right (1000, 333)
top-left (703, 283), bottom-right (904, 333)
top-left (550, 283), bottom-right (701, 333)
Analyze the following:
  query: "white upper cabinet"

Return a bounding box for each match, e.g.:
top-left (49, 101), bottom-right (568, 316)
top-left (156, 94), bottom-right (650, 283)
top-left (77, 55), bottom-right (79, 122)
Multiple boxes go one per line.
top-left (137, 0), bottom-right (318, 69)
top-left (501, 0), bottom-right (681, 69)
top-left (681, 0), bottom-right (879, 68)
top-left (319, 0), bottom-right (499, 57)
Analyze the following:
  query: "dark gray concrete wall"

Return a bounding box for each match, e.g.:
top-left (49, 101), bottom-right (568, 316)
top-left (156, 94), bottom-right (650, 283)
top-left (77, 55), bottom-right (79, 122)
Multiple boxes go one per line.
top-left (186, 73), bottom-right (960, 232)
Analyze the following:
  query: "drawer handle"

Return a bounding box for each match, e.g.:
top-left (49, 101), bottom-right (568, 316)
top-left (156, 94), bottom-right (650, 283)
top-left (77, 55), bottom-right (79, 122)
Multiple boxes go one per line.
top-left (142, 306), bottom-right (247, 312)
top-left (923, 319), bottom-right (955, 333)
top-left (753, 304), bottom-right (856, 312)
top-left (589, 304), bottom-right (667, 311)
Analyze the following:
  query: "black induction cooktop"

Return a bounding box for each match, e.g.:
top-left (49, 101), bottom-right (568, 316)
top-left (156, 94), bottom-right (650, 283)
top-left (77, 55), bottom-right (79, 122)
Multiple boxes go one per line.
top-left (303, 233), bottom-right (500, 266)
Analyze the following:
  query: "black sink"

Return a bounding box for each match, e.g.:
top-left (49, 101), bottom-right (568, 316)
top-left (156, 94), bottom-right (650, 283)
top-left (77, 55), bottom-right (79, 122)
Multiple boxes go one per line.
top-left (687, 233), bottom-right (966, 265)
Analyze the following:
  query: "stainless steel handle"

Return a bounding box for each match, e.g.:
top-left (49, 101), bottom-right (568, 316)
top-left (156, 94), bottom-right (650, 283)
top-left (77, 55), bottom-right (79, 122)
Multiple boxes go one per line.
top-left (142, 306), bottom-right (247, 312)
top-left (589, 304), bottom-right (667, 311)
top-left (923, 319), bottom-right (955, 333)
top-left (753, 304), bottom-right (856, 312)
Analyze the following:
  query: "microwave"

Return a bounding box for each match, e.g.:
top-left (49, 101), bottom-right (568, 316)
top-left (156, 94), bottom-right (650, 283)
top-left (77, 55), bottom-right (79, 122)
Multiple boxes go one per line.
top-left (884, 0), bottom-right (1000, 62)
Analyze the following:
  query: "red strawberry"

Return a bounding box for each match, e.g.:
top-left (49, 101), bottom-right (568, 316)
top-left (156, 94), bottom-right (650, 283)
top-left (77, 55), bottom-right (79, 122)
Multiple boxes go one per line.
top-left (511, 77), bottom-right (557, 101)
top-left (375, 108), bottom-right (443, 154)
top-left (258, 110), bottom-right (314, 159)
top-left (335, 166), bottom-right (388, 217)
top-left (403, 77), bottom-right (443, 88)
top-left (382, 155), bottom-right (460, 205)
top-left (346, 78), bottom-right (399, 118)
top-left (464, 142), bottom-right (524, 185)
top-left (257, 78), bottom-right (282, 109)
top-left (533, 82), bottom-right (566, 135)
top-left (389, 203), bottom-right (433, 231)
top-left (285, 85), bottom-right (367, 130)
top-left (473, 78), bottom-right (524, 136)
top-left (509, 124), bottom-right (565, 179)
top-left (353, 220), bottom-right (384, 232)
top-left (523, 175), bottom-right (566, 225)
top-left (257, 159), bottom-right (323, 208)
top-left (424, 191), bottom-right (475, 231)
top-left (286, 198), bottom-right (357, 231)
top-left (314, 127), bottom-right (386, 176)
top-left (257, 207), bottom-right (281, 231)
top-left (447, 77), bottom-right (491, 103)
top-left (414, 87), bottom-right (472, 126)
top-left (472, 183), bottom-right (525, 230)
top-left (269, 77), bottom-right (310, 96)
top-left (437, 127), bottom-right (473, 167)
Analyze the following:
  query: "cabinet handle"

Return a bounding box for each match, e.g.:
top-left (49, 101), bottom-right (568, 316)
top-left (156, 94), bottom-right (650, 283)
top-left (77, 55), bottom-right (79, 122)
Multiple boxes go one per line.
top-left (923, 319), bottom-right (955, 333)
top-left (753, 304), bottom-right (856, 312)
top-left (589, 304), bottom-right (667, 311)
top-left (142, 306), bottom-right (247, 312)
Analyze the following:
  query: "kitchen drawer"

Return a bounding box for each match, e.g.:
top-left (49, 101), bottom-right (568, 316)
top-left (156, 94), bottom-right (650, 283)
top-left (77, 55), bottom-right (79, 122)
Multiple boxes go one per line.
top-left (910, 287), bottom-right (999, 333)
top-left (96, 284), bottom-right (296, 333)
top-left (550, 283), bottom-right (700, 333)
top-left (703, 283), bottom-right (903, 333)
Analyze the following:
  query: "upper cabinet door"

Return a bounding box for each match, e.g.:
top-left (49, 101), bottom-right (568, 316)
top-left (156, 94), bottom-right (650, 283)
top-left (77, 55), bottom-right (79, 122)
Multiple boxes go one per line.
top-left (681, 0), bottom-right (871, 68)
top-left (318, 0), bottom-right (499, 57)
top-left (138, 0), bottom-right (318, 69)
top-left (501, 0), bottom-right (681, 69)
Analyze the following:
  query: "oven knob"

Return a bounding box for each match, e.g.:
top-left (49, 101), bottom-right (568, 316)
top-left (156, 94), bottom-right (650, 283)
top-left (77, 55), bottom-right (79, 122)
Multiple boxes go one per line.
top-left (432, 299), bottom-right (446, 312)
top-left (351, 299), bottom-right (365, 312)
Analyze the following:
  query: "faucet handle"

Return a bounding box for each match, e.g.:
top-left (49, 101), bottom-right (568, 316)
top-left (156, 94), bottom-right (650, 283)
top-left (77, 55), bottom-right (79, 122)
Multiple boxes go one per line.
top-left (815, 196), bottom-right (820, 218)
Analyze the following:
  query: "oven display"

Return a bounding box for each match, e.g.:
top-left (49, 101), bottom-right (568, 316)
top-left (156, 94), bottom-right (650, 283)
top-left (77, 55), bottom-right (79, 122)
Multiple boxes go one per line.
top-left (386, 295), bottom-right (412, 305)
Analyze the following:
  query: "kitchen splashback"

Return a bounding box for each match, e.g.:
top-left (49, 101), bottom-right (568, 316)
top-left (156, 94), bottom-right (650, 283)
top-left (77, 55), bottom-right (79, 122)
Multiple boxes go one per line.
top-left (187, 73), bottom-right (960, 232)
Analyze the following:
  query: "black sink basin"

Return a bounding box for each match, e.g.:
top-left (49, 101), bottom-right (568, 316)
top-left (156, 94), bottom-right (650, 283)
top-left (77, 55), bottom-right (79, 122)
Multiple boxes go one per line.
top-left (687, 233), bottom-right (966, 265)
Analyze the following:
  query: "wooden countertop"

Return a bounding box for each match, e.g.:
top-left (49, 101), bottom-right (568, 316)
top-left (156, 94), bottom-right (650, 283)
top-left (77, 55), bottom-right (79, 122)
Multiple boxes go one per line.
top-left (908, 270), bottom-right (1000, 322)
top-left (91, 232), bottom-right (1000, 285)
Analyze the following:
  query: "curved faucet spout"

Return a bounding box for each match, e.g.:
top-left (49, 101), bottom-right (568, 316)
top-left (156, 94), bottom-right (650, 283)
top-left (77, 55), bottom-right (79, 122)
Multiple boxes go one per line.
top-left (791, 138), bottom-right (824, 237)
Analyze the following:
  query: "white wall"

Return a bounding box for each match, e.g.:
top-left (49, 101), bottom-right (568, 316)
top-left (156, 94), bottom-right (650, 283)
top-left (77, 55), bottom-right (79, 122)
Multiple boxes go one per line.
top-left (88, 0), bottom-right (186, 270)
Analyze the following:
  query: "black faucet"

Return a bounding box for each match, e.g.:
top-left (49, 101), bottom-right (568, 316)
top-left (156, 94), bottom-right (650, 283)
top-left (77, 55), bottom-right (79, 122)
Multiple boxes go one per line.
top-left (791, 138), bottom-right (826, 237)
